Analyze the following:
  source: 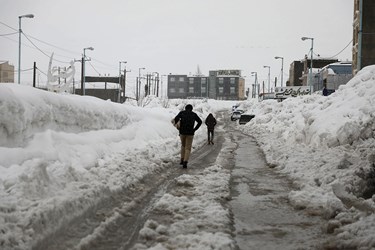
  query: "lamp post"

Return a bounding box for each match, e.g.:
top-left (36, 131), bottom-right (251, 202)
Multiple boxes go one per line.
top-left (82, 47), bottom-right (94, 96)
top-left (119, 61), bottom-right (127, 102)
top-left (274, 56), bottom-right (284, 88)
top-left (263, 66), bottom-right (270, 93)
top-left (137, 67), bottom-right (145, 100)
top-left (251, 72), bottom-right (258, 98)
top-left (301, 36), bottom-right (314, 94)
top-left (153, 72), bottom-right (160, 96)
top-left (18, 14), bottom-right (34, 84)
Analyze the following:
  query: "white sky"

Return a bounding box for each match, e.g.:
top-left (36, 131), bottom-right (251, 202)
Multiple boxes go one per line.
top-left (1, 65), bottom-right (375, 249)
top-left (1, 0), bottom-right (354, 87)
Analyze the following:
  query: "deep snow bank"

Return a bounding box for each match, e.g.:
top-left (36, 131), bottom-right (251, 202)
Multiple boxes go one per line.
top-left (239, 65), bottom-right (375, 248)
top-left (0, 84), bottom-right (134, 147)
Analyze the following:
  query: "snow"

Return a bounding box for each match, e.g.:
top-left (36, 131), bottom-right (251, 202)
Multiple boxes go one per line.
top-left (1, 65), bottom-right (375, 249)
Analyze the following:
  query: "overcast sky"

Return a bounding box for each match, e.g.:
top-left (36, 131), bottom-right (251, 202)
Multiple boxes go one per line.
top-left (1, 0), bottom-right (354, 87)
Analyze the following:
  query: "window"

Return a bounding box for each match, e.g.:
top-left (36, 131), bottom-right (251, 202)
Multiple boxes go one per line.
top-left (230, 78), bottom-right (235, 84)
top-left (219, 78), bottom-right (224, 84)
top-left (170, 77), bottom-right (175, 82)
top-left (179, 88), bottom-right (185, 93)
top-left (179, 77), bottom-right (184, 82)
top-left (201, 86), bottom-right (206, 93)
top-left (218, 87), bottom-right (224, 94)
top-left (170, 88), bottom-right (176, 93)
top-left (201, 78), bottom-right (206, 84)
top-left (189, 78), bottom-right (194, 84)
top-left (189, 87), bottom-right (194, 93)
top-left (230, 87), bottom-right (235, 94)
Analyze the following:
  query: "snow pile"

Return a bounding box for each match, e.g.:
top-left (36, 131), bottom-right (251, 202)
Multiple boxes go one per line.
top-left (240, 65), bottom-right (375, 248)
top-left (0, 85), bottom-right (131, 147)
top-left (0, 65), bottom-right (374, 249)
top-left (0, 83), bottom-right (238, 249)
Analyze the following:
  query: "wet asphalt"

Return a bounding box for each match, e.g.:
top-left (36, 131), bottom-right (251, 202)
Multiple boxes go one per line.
top-left (229, 130), bottom-right (329, 250)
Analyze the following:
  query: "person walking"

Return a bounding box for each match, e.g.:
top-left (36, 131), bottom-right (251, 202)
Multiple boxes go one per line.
top-left (205, 113), bottom-right (217, 145)
top-left (173, 104), bottom-right (202, 168)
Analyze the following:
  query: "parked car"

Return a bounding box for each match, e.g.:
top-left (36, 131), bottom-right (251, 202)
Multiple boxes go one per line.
top-left (231, 111), bottom-right (243, 121)
top-left (238, 114), bottom-right (255, 125)
top-left (232, 105), bottom-right (239, 111)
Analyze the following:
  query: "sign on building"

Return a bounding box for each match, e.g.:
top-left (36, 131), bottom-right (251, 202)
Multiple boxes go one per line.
top-left (275, 86), bottom-right (311, 99)
top-left (216, 70), bottom-right (241, 76)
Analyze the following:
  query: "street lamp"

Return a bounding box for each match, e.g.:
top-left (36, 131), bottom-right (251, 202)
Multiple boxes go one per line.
top-left (82, 47), bottom-right (94, 95)
top-left (301, 36), bottom-right (314, 94)
top-left (263, 65), bottom-right (271, 93)
top-left (274, 56), bottom-right (284, 88)
top-left (18, 14), bottom-right (34, 84)
top-left (137, 67), bottom-right (145, 100)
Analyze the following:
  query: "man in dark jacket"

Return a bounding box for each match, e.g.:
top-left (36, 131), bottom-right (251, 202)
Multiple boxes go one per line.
top-left (174, 104), bottom-right (202, 168)
top-left (205, 113), bottom-right (217, 145)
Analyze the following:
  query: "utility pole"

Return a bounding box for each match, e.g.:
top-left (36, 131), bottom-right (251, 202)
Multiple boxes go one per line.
top-left (58, 67), bottom-right (60, 85)
top-left (33, 62), bottom-right (36, 87)
top-left (81, 57), bottom-right (84, 95)
top-left (123, 68), bottom-right (130, 102)
top-left (146, 74), bottom-right (150, 96)
top-left (82, 47), bottom-right (94, 96)
top-left (135, 76), bottom-right (139, 101)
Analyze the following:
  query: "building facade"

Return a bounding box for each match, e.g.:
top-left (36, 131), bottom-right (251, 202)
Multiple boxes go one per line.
top-left (209, 70), bottom-right (245, 100)
top-left (353, 0), bottom-right (375, 74)
top-left (0, 61), bottom-right (15, 83)
top-left (288, 61), bottom-right (304, 86)
top-left (288, 58), bottom-right (338, 88)
top-left (318, 62), bottom-right (353, 92)
top-left (167, 69), bottom-right (245, 100)
top-left (167, 75), bottom-right (209, 99)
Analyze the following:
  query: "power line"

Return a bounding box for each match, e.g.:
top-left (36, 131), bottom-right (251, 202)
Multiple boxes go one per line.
top-left (24, 32), bottom-right (80, 56)
top-left (0, 32), bottom-right (18, 36)
top-left (0, 21), bottom-right (17, 31)
top-left (1, 20), bottom-right (79, 56)
top-left (1, 33), bottom-right (75, 64)
top-left (36, 68), bottom-right (48, 76)
top-left (314, 39), bottom-right (353, 59)
top-left (22, 32), bottom-right (72, 64)
top-left (1, 20), bottom-right (118, 72)
top-left (87, 60), bottom-right (101, 75)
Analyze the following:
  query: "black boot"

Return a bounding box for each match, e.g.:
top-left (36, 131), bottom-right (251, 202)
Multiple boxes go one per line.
top-left (180, 159), bottom-right (184, 165)
top-left (182, 161), bottom-right (188, 168)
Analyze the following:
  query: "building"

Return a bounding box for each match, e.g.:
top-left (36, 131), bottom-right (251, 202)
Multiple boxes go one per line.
top-left (289, 58), bottom-right (338, 88)
top-left (353, 0), bottom-right (375, 74)
top-left (288, 61), bottom-right (304, 86)
top-left (318, 62), bottom-right (353, 93)
top-left (167, 69), bottom-right (245, 100)
top-left (300, 56), bottom-right (339, 87)
top-left (209, 70), bottom-right (245, 100)
top-left (0, 61), bottom-right (15, 83)
top-left (167, 75), bottom-right (209, 99)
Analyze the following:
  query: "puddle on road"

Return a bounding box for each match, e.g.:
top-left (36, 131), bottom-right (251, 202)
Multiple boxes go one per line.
top-left (230, 132), bottom-right (328, 250)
